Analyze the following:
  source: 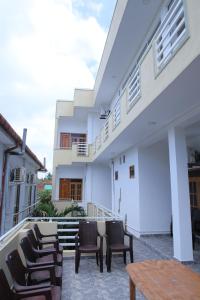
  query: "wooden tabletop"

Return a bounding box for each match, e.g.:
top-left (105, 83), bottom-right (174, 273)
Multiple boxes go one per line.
top-left (126, 260), bottom-right (200, 300)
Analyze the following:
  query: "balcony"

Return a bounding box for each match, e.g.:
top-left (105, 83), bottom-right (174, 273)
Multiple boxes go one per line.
top-left (1, 202), bottom-right (200, 299)
top-left (54, 143), bottom-right (92, 167)
top-left (92, 0), bottom-right (199, 160)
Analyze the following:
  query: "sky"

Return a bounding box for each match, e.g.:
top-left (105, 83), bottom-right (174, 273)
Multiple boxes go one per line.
top-left (0, 0), bottom-right (116, 174)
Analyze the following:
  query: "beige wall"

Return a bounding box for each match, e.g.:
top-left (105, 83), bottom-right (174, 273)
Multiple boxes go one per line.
top-left (53, 145), bottom-right (92, 167)
top-left (74, 89), bottom-right (94, 107)
top-left (93, 0), bottom-right (200, 160)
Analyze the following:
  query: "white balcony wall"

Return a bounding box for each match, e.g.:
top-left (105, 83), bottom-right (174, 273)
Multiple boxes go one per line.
top-left (85, 164), bottom-right (112, 209)
top-left (139, 141), bottom-right (172, 235)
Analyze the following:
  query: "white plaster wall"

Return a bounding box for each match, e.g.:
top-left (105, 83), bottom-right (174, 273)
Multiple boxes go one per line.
top-left (112, 147), bottom-right (141, 235)
top-left (55, 165), bottom-right (86, 203)
top-left (138, 141), bottom-right (172, 234)
top-left (56, 117), bottom-right (87, 148)
top-left (92, 115), bottom-right (104, 143)
top-left (85, 164), bottom-right (112, 209)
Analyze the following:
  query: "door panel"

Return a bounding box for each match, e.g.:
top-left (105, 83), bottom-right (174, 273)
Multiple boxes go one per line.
top-left (59, 178), bottom-right (70, 200)
top-left (60, 133), bottom-right (71, 148)
top-left (59, 178), bottom-right (82, 200)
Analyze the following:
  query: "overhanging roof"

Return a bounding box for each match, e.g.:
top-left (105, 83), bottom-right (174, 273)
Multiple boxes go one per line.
top-left (0, 114), bottom-right (45, 170)
top-left (94, 0), bottom-right (163, 107)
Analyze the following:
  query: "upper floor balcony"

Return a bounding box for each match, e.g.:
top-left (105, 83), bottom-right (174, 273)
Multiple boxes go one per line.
top-left (54, 132), bottom-right (92, 166)
top-left (92, 0), bottom-right (200, 160)
top-left (54, 143), bottom-right (92, 167)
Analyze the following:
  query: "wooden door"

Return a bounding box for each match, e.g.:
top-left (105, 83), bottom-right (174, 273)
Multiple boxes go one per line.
top-left (189, 177), bottom-right (200, 209)
top-left (60, 133), bottom-right (71, 148)
top-left (70, 180), bottom-right (82, 201)
top-left (71, 134), bottom-right (86, 144)
top-left (59, 179), bottom-right (70, 200)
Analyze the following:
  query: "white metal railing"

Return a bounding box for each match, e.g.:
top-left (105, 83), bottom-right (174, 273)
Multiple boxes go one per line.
top-left (88, 202), bottom-right (122, 220)
top-left (155, 0), bottom-right (187, 72)
top-left (113, 98), bottom-right (121, 129)
top-left (0, 218), bottom-right (28, 244)
top-left (96, 135), bottom-right (101, 150)
top-left (76, 142), bottom-right (88, 156)
top-left (127, 66), bottom-right (141, 110)
top-left (104, 117), bottom-right (109, 141)
top-left (12, 200), bottom-right (40, 226)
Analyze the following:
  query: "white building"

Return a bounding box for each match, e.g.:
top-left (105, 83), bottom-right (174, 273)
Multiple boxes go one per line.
top-left (53, 0), bottom-right (200, 262)
top-left (0, 114), bottom-right (45, 235)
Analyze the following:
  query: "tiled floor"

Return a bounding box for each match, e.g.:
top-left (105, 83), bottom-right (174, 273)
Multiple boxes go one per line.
top-left (62, 236), bottom-right (200, 300)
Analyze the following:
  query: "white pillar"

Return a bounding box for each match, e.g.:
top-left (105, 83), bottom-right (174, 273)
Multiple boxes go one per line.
top-left (168, 127), bottom-right (193, 261)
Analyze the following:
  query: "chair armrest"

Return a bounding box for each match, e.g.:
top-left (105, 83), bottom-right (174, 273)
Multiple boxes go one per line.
top-left (33, 247), bottom-right (58, 261)
top-left (39, 239), bottom-right (58, 245)
top-left (27, 260), bottom-right (55, 268)
top-left (16, 287), bottom-right (52, 300)
top-left (124, 230), bottom-right (133, 248)
top-left (28, 265), bottom-right (56, 285)
top-left (41, 233), bottom-right (58, 239)
top-left (14, 282), bottom-right (51, 292)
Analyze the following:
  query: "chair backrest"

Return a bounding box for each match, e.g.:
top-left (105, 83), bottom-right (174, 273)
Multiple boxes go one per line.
top-left (106, 220), bottom-right (124, 245)
top-left (20, 236), bottom-right (37, 262)
top-left (33, 224), bottom-right (42, 239)
top-left (6, 249), bottom-right (27, 286)
top-left (27, 229), bottom-right (39, 249)
top-left (79, 221), bottom-right (98, 246)
top-left (0, 269), bottom-right (13, 300)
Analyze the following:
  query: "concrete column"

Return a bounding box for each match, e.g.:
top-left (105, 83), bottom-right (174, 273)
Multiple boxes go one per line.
top-left (168, 127), bottom-right (193, 261)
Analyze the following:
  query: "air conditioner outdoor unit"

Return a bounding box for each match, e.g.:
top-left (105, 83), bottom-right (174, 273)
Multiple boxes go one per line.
top-left (13, 167), bottom-right (26, 182)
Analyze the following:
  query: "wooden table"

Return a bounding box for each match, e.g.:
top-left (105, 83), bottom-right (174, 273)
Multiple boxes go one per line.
top-left (126, 260), bottom-right (200, 300)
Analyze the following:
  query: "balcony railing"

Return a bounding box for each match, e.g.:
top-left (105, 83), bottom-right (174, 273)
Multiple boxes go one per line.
top-left (104, 118), bottom-right (109, 141)
top-left (92, 0), bottom-right (190, 159)
top-left (76, 142), bottom-right (88, 156)
top-left (113, 98), bottom-right (121, 129)
top-left (127, 66), bottom-right (141, 111)
top-left (154, 0), bottom-right (188, 73)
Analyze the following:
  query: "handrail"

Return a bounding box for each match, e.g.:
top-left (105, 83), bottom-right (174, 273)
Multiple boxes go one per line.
top-left (0, 218), bottom-right (28, 244)
top-left (12, 200), bottom-right (40, 217)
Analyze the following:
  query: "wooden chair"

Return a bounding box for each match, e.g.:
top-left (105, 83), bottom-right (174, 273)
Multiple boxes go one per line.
top-left (105, 220), bottom-right (133, 272)
top-left (75, 220), bottom-right (103, 273)
top-left (0, 269), bottom-right (61, 300)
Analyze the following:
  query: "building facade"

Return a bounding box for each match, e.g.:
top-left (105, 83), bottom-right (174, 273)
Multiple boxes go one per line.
top-left (53, 0), bottom-right (200, 261)
top-left (0, 114), bottom-right (44, 235)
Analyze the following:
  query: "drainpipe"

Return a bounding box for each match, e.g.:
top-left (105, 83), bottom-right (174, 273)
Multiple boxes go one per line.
top-left (0, 128), bottom-right (27, 232)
